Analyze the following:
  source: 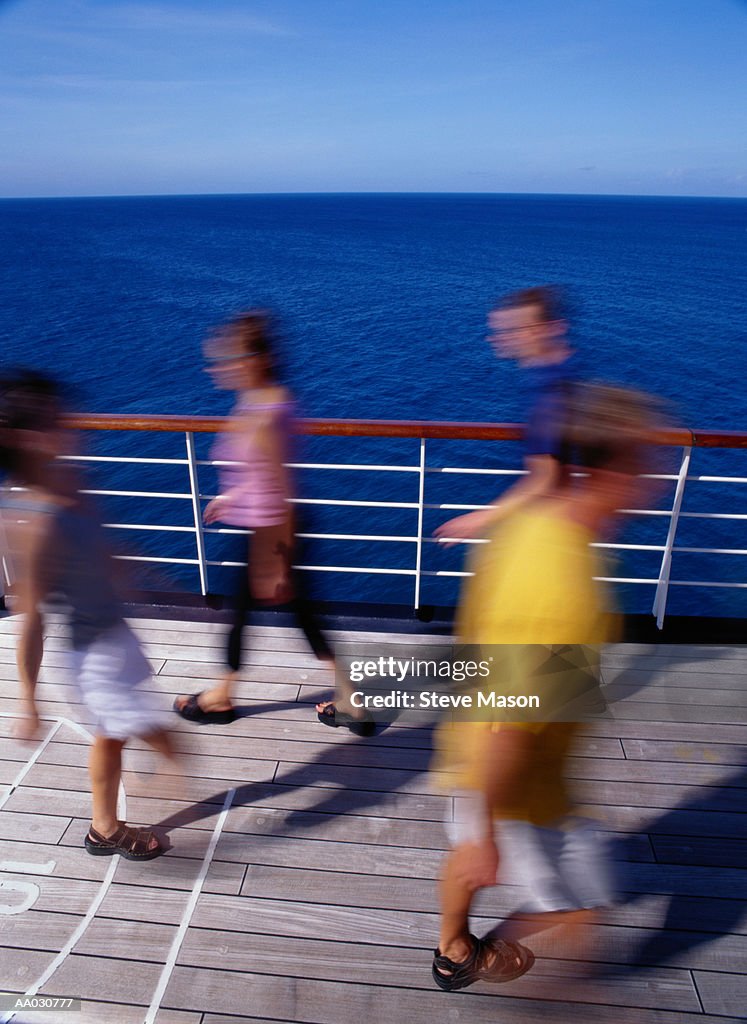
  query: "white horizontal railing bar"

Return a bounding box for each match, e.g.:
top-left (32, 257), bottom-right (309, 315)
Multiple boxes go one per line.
top-left (426, 467), bottom-right (525, 477)
top-left (81, 489), bottom-right (193, 500)
top-left (290, 462), bottom-right (420, 473)
top-left (428, 503), bottom-right (669, 517)
top-left (422, 572), bottom-right (661, 584)
top-left (82, 490), bottom-right (700, 520)
top-left (103, 523), bottom-right (196, 533)
top-left (106, 529), bottom-right (745, 555)
top-left (674, 546), bottom-right (747, 555)
top-left (425, 503), bottom-right (497, 511)
top-left (669, 580), bottom-right (747, 588)
top-left (114, 555), bottom-right (200, 565)
top-left (206, 560), bottom-right (416, 577)
top-left (687, 475), bottom-right (747, 484)
top-left (135, 524), bottom-right (744, 555)
top-left (596, 577), bottom-right (659, 584)
top-left (424, 539), bottom-right (676, 553)
top-left (294, 565), bottom-right (416, 576)
top-left (424, 536), bottom-right (488, 544)
top-left (59, 457), bottom-right (747, 486)
top-left (591, 542), bottom-right (666, 551)
top-left (617, 509), bottom-right (673, 516)
top-left (290, 498), bottom-right (420, 509)
top-left (433, 468), bottom-right (676, 481)
top-left (297, 532), bottom-right (419, 543)
top-left (680, 512), bottom-right (747, 520)
top-left (201, 460), bottom-right (421, 474)
top-left (60, 455), bottom-right (188, 466)
top-left (423, 570), bottom-right (472, 578)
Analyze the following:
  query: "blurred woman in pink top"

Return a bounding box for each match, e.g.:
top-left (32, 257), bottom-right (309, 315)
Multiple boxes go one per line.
top-left (174, 311), bottom-right (373, 735)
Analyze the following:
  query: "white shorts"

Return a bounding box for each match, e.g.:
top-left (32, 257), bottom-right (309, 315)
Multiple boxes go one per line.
top-left (448, 790), bottom-right (615, 913)
top-left (71, 622), bottom-right (166, 741)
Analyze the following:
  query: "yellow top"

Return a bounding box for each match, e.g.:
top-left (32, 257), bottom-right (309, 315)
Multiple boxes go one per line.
top-left (434, 503), bottom-right (616, 825)
top-left (456, 502), bottom-right (611, 647)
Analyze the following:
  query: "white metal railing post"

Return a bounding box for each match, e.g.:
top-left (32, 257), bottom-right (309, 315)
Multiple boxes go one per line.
top-left (413, 437), bottom-right (427, 610)
top-left (185, 432), bottom-right (209, 596)
top-left (652, 445), bottom-right (692, 628)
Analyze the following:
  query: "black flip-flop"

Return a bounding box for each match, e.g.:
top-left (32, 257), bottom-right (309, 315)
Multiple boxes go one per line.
top-left (317, 702), bottom-right (375, 737)
top-left (174, 692), bottom-right (236, 725)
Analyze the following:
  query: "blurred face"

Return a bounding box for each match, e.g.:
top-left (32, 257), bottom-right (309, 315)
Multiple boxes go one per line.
top-left (580, 446), bottom-right (655, 534)
top-left (487, 303), bottom-right (564, 365)
top-left (592, 465), bottom-right (645, 516)
top-left (11, 406), bottom-right (68, 483)
top-left (204, 331), bottom-right (265, 391)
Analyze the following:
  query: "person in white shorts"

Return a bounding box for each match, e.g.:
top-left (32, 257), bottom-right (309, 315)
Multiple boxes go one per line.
top-left (1, 370), bottom-right (176, 861)
top-left (431, 383), bottom-right (658, 992)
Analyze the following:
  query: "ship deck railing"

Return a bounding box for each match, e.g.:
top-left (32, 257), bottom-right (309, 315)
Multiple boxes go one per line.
top-left (10, 414), bottom-right (747, 627)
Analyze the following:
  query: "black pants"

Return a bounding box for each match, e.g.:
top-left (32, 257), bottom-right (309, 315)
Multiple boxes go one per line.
top-left (226, 537), bottom-right (333, 671)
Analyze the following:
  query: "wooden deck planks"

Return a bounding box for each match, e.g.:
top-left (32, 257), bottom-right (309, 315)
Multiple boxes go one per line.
top-left (0, 618), bottom-right (745, 1024)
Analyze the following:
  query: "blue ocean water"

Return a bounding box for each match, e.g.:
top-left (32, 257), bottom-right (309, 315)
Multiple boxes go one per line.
top-left (0, 193), bottom-right (745, 616)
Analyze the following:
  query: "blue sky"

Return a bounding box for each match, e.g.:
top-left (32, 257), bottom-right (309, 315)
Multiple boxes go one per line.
top-left (0, 0), bottom-right (745, 197)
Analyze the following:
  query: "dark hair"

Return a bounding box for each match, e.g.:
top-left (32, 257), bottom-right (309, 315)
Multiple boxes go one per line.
top-left (499, 285), bottom-right (568, 324)
top-left (0, 370), bottom-right (63, 477)
top-left (231, 309), bottom-right (275, 359)
top-left (205, 309), bottom-right (283, 381)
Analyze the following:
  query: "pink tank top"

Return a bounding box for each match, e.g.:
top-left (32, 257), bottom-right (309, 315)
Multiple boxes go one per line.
top-left (210, 397), bottom-right (295, 528)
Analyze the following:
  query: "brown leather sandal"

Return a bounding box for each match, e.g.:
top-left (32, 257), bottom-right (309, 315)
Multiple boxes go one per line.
top-left (84, 823), bottom-right (164, 861)
top-left (432, 934), bottom-right (534, 991)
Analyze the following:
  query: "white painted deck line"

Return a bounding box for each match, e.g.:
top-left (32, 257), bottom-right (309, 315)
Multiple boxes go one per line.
top-left (0, 716), bottom-right (61, 813)
top-left (143, 786), bottom-right (236, 1024)
top-left (0, 713), bottom-right (127, 1024)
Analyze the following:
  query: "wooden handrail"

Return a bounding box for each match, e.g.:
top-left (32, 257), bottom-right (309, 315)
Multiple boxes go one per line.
top-left (62, 413), bottom-right (746, 449)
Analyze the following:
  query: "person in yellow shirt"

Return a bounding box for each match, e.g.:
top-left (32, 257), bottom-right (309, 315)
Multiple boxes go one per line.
top-left (432, 383), bottom-right (657, 992)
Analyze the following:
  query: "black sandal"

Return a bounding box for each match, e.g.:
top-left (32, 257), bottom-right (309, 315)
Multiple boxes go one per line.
top-left (432, 934), bottom-right (534, 992)
top-left (317, 702), bottom-right (375, 737)
top-left (85, 823), bottom-right (163, 861)
top-left (174, 693), bottom-right (236, 725)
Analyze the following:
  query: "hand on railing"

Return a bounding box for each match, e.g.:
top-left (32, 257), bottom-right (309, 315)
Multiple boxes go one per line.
top-left (434, 509), bottom-right (496, 548)
top-left (203, 496), bottom-right (228, 525)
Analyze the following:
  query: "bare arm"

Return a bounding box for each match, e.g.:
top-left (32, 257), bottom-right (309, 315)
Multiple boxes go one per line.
top-left (434, 454), bottom-right (559, 546)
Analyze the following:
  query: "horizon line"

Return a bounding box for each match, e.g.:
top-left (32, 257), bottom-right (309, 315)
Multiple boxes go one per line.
top-left (1, 188), bottom-right (745, 202)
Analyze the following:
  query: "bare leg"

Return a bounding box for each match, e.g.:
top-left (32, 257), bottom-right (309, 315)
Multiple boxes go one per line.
top-left (176, 534), bottom-right (251, 716)
top-left (315, 655), bottom-right (372, 720)
top-left (142, 727), bottom-right (177, 761)
top-left (89, 735), bottom-right (125, 837)
top-left (437, 846), bottom-right (479, 964)
top-left (435, 841), bottom-right (527, 987)
top-left (314, 657), bottom-right (369, 722)
top-left (174, 673), bottom-right (236, 714)
top-left (88, 734), bottom-right (160, 855)
top-left (142, 727), bottom-right (185, 799)
top-left (487, 907), bottom-right (597, 958)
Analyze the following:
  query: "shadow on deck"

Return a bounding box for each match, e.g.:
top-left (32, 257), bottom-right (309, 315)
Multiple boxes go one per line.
top-left (0, 615), bottom-right (745, 1024)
